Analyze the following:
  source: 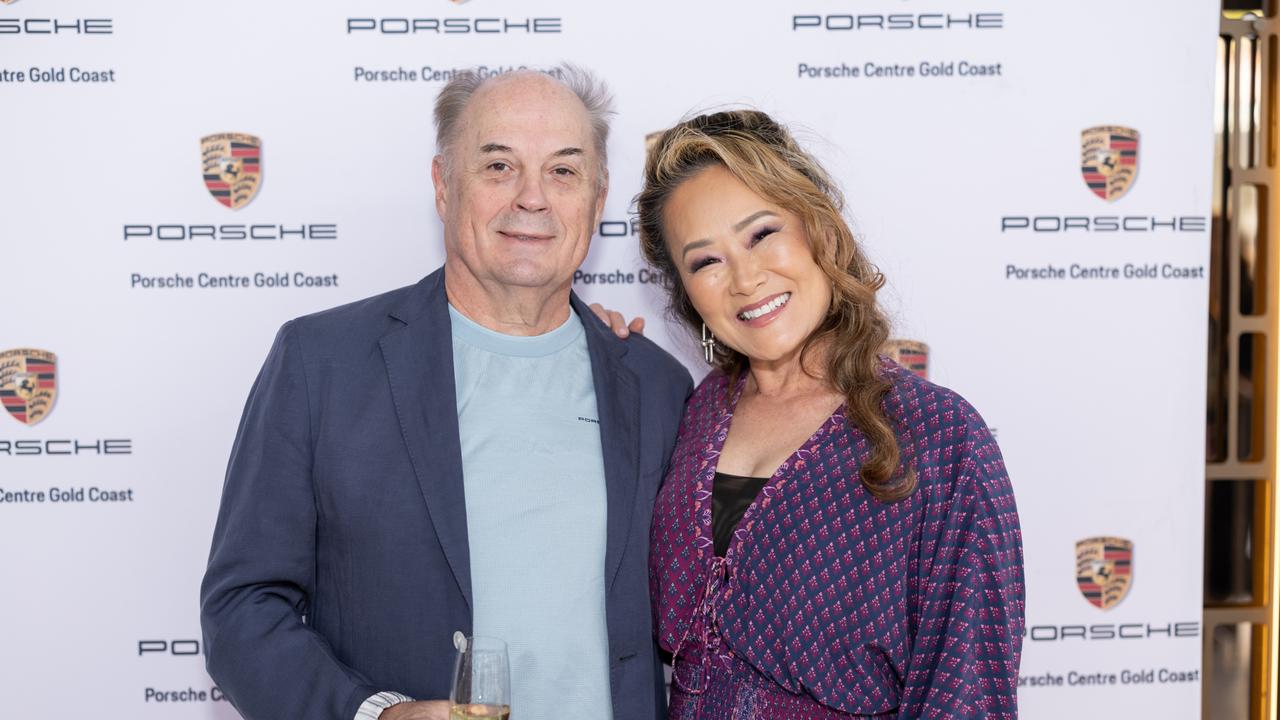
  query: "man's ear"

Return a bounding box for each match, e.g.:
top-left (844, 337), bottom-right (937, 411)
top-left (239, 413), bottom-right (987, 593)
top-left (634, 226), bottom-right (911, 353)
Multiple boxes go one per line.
top-left (431, 155), bottom-right (449, 218)
top-left (593, 169), bottom-right (609, 225)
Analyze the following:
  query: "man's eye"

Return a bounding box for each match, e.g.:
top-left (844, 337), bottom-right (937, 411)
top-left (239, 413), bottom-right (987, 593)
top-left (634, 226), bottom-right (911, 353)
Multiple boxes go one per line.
top-left (553, 167), bottom-right (577, 177)
top-left (488, 162), bottom-right (511, 172)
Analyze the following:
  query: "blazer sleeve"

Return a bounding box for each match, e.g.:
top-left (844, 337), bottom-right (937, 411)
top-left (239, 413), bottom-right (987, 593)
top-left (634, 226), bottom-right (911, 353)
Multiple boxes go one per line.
top-left (200, 321), bottom-right (380, 720)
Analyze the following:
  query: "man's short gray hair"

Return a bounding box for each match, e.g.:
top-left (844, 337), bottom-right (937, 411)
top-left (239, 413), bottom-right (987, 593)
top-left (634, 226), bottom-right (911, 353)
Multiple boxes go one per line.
top-left (433, 63), bottom-right (615, 184)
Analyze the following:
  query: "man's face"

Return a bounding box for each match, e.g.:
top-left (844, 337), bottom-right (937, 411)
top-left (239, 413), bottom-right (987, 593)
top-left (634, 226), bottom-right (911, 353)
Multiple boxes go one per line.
top-left (434, 74), bottom-right (607, 294)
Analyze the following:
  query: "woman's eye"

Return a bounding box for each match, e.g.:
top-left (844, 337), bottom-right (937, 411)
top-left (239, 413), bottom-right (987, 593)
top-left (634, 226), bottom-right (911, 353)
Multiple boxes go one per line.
top-left (690, 257), bottom-right (718, 273)
top-left (750, 226), bottom-right (780, 246)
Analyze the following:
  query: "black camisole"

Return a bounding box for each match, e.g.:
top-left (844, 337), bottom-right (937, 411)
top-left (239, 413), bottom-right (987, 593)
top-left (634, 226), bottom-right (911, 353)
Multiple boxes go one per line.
top-left (712, 472), bottom-right (769, 557)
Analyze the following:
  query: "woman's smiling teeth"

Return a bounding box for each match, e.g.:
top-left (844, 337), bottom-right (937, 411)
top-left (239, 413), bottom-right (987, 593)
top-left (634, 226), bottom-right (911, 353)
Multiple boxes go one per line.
top-left (738, 292), bottom-right (791, 321)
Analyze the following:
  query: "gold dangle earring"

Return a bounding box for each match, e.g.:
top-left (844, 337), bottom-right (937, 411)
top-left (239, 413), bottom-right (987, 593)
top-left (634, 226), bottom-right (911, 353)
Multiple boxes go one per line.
top-left (700, 323), bottom-right (716, 364)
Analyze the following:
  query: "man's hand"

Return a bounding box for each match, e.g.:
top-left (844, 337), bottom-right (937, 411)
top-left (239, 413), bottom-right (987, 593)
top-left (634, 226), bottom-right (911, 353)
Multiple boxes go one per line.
top-left (589, 302), bottom-right (646, 338)
top-left (380, 700), bottom-right (451, 720)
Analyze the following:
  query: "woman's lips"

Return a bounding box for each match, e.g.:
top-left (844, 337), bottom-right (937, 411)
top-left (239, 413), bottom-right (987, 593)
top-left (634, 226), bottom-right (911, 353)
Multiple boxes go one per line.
top-left (736, 292), bottom-right (791, 324)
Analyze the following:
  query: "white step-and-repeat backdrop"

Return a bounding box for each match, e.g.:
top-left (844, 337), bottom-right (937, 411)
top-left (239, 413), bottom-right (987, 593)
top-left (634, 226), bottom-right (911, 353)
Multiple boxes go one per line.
top-left (1, 1), bottom-right (1216, 716)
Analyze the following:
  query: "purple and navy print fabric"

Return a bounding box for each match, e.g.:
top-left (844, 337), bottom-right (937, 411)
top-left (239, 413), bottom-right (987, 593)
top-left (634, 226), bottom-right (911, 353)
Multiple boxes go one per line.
top-left (650, 362), bottom-right (1025, 719)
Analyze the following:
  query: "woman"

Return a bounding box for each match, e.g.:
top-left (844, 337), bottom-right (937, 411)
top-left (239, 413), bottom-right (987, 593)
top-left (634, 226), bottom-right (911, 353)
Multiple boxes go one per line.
top-left (639, 111), bottom-right (1024, 719)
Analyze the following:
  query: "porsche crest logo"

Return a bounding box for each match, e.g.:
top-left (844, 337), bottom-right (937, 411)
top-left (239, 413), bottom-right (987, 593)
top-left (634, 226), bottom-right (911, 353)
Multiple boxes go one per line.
top-left (885, 339), bottom-right (928, 379)
top-left (0, 348), bottom-right (57, 426)
top-left (1081, 126), bottom-right (1138, 202)
top-left (1076, 536), bottom-right (1133, 610)
top-left (201, 133), bottom-right (262, 210)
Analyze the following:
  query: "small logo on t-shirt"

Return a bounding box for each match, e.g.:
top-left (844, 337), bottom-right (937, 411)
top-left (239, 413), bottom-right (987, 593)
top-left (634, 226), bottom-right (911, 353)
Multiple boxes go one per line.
top-left (577, 416), bottom-right (599, 424)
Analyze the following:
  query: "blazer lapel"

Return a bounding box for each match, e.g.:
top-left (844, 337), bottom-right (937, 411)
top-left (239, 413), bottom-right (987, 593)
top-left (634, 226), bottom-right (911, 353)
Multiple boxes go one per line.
top-left (572, 294), bottom-right (641, 592)
top-left (379, 270), bottom-right (472, 608)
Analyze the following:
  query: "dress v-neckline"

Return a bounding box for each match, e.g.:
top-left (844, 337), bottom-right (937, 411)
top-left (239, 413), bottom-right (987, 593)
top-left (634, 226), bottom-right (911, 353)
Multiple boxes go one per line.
top-left (699, 372), bottom-right (846, 563)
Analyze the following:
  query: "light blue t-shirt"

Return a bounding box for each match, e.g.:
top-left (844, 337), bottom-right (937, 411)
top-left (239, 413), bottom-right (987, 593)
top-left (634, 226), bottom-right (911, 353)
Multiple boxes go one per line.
top-left (449, 304), bottom-right (613, 720)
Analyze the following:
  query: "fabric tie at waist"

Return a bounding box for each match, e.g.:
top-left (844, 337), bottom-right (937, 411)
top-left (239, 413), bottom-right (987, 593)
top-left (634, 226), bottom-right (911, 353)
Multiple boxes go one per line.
top-left (672, 554), bottom-right (732, 695)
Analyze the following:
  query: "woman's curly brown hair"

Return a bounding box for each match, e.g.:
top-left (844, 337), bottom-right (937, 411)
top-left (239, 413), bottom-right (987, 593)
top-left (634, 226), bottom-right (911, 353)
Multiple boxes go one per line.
top-left (636, 110), bottom-right (916, 502)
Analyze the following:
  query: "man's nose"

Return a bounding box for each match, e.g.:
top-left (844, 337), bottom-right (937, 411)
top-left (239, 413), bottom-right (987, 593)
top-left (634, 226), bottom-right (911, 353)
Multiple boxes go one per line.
top-left (514, 172), bottom-right (549, 213)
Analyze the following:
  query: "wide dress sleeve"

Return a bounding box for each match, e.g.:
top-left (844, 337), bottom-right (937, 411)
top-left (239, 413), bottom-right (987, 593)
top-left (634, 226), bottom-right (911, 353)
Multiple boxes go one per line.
top-left (900, 419), bottom-right (1025, 719)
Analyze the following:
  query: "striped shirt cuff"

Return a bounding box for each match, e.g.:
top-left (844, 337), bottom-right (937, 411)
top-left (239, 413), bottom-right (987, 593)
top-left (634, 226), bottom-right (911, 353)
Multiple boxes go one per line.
top-left (355, 691), bottom-right (415, 719)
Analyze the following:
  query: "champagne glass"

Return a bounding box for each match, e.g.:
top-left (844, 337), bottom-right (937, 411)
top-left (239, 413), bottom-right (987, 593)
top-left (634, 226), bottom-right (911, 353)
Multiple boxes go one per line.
top-left (450, 636), bottom-right (511, 720)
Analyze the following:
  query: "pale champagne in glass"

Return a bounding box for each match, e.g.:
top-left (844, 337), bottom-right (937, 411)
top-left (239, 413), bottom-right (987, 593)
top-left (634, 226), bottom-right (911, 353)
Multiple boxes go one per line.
top-left (450, 636), bottom-right (510, 720)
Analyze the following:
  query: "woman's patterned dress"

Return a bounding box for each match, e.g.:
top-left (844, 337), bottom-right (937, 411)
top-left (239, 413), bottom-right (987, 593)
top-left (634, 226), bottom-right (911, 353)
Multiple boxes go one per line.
top-left (650, 362), bottom-right (1025, 719)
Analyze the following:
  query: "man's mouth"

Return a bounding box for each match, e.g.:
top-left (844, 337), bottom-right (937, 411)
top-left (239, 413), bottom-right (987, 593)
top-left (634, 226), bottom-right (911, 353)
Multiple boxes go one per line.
top-left (498, 230), bottom-right (554, 242)
top-left (737, 292), bottom-right (791, 322)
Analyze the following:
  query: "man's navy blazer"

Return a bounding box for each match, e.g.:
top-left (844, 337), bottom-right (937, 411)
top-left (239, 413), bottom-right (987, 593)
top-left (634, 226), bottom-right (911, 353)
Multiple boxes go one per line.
top-left (200, 268), bottom-right (693, 720)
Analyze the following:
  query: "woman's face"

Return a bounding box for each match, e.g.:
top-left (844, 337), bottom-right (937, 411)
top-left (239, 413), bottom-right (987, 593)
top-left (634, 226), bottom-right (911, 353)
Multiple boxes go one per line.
top-left (664, 164), bottom-right (833, 366)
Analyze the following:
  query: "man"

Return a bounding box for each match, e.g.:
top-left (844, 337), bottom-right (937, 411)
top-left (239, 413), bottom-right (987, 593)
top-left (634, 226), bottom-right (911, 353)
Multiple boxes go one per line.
top-left (200, 66), bottom-right (691, 720)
